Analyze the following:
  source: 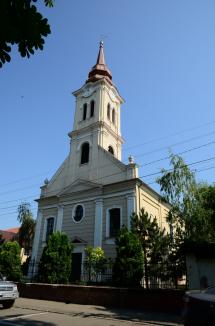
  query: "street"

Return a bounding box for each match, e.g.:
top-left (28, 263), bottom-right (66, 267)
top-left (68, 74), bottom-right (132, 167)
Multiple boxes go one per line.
top-left (0, 298), bottom-right (183, 326)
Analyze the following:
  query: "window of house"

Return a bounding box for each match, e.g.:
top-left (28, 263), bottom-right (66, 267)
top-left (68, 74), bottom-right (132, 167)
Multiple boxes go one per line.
top-left (73, 204), bottom-right (84, 223)
top-left (109, 208), bottom-right (121, 238)
top-left (107, 103), bottom-right (110, 120)
top-left (90, 100), bottom-right (95, 117)
top-left (112, 109), bottom-right (115, 124)
top-left (83, 103), bottom-right (87, 120)
top-left (46, 217), bottom-right (54, 242)
top-left (81, 142), bottom-right (89, 164)
top-left (108, 146), bottom-right (114, 155)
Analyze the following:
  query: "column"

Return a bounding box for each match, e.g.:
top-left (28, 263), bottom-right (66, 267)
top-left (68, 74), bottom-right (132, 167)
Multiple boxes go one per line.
top-left (127, 195), bottom-right (136, 230)
top-left (94, 199), bottom-right (103, 248)
top-left (56, 205), bottom-right (64, 231)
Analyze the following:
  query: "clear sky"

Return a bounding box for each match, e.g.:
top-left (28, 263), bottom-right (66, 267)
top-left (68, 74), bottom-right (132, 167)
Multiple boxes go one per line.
top-left (0, 0), bottom-right (215, 229)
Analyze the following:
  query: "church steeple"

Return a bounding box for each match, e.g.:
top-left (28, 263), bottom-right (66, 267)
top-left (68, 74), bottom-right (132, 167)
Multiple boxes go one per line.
top-left (87, 41), bottom-right (113, 84)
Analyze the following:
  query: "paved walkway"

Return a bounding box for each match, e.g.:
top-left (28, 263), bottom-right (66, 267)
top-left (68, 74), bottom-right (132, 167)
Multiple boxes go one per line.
top-left (14, 298), bottom-right (183, 325)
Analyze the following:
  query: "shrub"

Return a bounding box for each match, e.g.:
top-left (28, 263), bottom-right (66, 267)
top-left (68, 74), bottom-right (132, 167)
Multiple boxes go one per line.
top-left (38, 232), bottom-right (73, 284)
top-left (0, 241), bottom-right (22, 281)
top-left (113, 226), bottom-right (144, 286)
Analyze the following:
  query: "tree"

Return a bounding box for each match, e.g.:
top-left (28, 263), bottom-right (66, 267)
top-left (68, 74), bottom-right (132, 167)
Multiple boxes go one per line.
top-left (84, 247), bottom-right (106, 282)
top-left (17, 202), bottom-right (35, 255)
top-left (113, 226), bottom-right (144, 287)
top-left (0, 0), bottom-right (54, 68)
top-left (131, 209), bottom-right (169, 288)
top-left (156, 153), bottom-right (215, 282)
top-left (38, 232), bottom-right (73, 284)
top-left (0, 241), bottom-right (22, 281)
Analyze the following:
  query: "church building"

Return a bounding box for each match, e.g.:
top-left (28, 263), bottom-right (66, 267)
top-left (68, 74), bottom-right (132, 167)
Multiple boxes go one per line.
top-left (31, 42), bottom-right (169, 279)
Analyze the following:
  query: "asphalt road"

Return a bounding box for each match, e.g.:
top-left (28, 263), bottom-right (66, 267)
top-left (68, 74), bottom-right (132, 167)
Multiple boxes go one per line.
top-left (0, 298), bottom-right (183, 326)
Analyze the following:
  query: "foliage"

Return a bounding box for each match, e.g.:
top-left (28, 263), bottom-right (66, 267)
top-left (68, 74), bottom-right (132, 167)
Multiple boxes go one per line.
top-left (192, 184), bottom-right (215, 242)
top-left (85, 247), bottom-right (106, 282)
top-left (17, 202), bottom-right (35, 255)
top-left (113, 226), bottom-right (144, 287)
top-left (157, 153), bottom-right (215, 281)
top-left (0, 234), bottom-right (5, 245)
top-left (0, 0), bottom-right (54, 68)
top-left (38, 232), bottom-right (73, 284)
top-left (131, 209), bottom-right (170, 287)
top-left (0, 241), bottom-right (22, 281)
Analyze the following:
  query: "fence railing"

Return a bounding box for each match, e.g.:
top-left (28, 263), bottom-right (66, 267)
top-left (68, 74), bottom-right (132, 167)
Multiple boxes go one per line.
top-left (24, 261), bottom-right (186, 289)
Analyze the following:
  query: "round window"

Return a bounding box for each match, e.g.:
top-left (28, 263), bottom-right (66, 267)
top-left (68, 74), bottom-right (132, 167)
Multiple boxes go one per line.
top-left (73, 204), bottom-right (84, 223)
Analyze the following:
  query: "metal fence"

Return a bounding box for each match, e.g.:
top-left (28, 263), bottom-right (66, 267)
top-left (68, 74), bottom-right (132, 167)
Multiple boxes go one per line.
top-left (24, 261), bottom-right (186, 289)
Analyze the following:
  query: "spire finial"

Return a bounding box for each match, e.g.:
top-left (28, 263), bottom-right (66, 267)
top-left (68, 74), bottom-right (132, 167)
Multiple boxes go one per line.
top-left (86, 42), bottom-right (113, 84)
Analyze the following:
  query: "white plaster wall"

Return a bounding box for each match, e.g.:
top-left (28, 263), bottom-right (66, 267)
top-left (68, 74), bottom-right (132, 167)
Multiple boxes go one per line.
top-left (187, 255), bottom-right (215, 289)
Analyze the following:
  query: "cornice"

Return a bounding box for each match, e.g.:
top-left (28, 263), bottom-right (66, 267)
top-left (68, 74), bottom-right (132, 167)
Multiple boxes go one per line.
top-left (68, 120), bottom-right (124, 144)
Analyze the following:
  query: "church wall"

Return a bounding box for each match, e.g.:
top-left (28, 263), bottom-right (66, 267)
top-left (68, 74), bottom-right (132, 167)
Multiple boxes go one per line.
top-left (62, 201), bottom-right (95, 246)
top-left (138, 187), bottom-right (169, 232)
top-left (37, 207), bottom-right (58, 261)
top-left (102, 195), bottom-right (127, 259)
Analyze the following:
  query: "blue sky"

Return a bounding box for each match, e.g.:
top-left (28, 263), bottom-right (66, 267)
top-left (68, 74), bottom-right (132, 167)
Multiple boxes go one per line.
top-left (0, 0), bottom-right (215, 229)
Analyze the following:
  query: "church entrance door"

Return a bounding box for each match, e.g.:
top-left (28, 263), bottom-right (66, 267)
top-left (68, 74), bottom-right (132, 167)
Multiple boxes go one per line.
top-left (71, 253), bottom-right (82, 282)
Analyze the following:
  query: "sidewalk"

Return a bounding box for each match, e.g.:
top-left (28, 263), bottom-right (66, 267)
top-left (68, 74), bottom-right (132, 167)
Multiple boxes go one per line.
top-left (15, 298), bottom-right (183, 325)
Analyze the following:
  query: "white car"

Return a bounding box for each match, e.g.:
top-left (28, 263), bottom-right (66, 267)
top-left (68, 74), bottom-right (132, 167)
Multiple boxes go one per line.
top-left (0, 275), bottom-right (19, 309)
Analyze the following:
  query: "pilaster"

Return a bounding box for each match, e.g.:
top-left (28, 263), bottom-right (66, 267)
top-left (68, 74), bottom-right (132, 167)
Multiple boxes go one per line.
top-left (94, 199), bottom-right (103, 247)
top-left (126, 194), bottom-right (136, 229)
top-left (56, 205), bottom-right (64, 231)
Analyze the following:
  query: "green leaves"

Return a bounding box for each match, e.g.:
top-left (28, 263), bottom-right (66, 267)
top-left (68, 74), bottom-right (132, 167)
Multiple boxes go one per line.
top-left (39, 232), bottom-right (73, 284)
top-left (17, 202), bottom-right (35, 254)
top-left (0, 0), bottom-right (52, 67)
top-left (0, 241), bottom-right (22, 281)
top-left (113, 226), bottom-right (144, 286)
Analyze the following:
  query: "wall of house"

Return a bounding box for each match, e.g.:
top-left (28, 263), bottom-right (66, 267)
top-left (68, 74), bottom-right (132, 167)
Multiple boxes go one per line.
top-left (186, 254), bottom-right (215, 289)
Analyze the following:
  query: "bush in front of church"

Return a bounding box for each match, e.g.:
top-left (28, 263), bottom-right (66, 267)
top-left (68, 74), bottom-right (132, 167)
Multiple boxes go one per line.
top-left (113, 226), bottom-right (144, 287)
top-left (38, 232), bottom-right (73, 284)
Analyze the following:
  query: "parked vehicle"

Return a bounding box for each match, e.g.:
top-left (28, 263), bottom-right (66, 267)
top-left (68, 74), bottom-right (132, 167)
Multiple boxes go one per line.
top-left (183, 286), bottom-right (215, 326)
top-left (0, 274), bottom-right (19, 309)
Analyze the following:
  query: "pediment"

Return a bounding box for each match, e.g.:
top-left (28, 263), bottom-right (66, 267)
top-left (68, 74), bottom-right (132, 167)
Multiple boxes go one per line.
top-left (59, 178), bottom-right (102, 196)
top-left (71, 236), bottom-right (87, 244)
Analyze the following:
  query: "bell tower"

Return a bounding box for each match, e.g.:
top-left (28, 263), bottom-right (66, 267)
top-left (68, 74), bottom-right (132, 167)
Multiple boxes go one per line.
top-left (69, 41), bottom-right (124, 162)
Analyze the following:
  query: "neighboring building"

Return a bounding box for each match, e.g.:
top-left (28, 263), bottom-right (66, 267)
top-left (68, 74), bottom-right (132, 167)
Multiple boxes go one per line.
top-left (31, 42), bottom-right (170, 279)
top-left (0, 227), bottom-right (19, 242)
top-left (0, 227), bottom-right (28, 263)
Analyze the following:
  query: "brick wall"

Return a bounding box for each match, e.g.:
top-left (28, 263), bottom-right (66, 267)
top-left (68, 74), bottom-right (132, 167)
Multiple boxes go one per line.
top-left (17, 283), bottom-right (185, 314)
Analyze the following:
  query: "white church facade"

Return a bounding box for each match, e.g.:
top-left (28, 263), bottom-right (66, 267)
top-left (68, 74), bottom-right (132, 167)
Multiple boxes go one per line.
top-left (31, 42), bottom-right (170, 280)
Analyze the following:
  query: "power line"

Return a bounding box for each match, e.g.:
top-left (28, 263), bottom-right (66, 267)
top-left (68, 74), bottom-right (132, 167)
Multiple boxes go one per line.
top-left (133, 130), bottom-right (215, 160)
top-left (124, 119), bottom-right (215, 151)
top-left (0, 162), bottom-right (214, 216)
top-left (0, 143), bottom-right (214, 207)
top-left (0, 152), bottom-right (215, 203)
top-left (0, 133), bottom-right (214, 195)
top-left (0, 170), bottom-right (54, 189)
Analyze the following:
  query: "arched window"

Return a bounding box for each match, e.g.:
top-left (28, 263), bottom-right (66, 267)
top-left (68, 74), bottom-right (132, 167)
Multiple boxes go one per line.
top-left (81, 142), bottom-right (89, 164)
top-left (108, 146), bottom-right (114, 155)
top-left (107, 103), bottom-right (110, 120)
top-left (90, 100), bottom-right (95, 117)
top-left (83, 103), bottom-right (87, 120)
top-left (112, 109), bottom-right (115, 124)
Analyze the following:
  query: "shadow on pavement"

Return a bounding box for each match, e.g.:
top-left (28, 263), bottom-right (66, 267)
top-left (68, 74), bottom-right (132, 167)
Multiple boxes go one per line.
top-left (0, 317), bottom-right (56, 326)
top-left (91, 306), bottom-right (183, 325)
